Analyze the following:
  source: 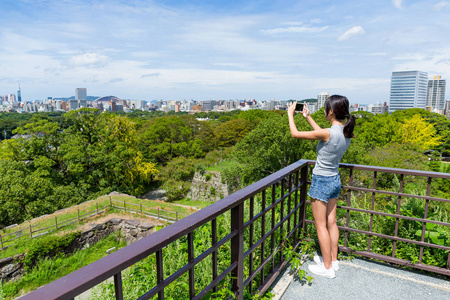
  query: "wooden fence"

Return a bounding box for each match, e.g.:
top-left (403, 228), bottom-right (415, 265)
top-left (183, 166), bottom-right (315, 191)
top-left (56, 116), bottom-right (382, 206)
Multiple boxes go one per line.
top-left (0, 198), bottom-right (188, 251)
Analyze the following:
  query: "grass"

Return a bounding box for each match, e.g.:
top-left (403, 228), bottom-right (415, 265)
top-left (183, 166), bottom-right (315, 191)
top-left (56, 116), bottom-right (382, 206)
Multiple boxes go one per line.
top-left (173, 198), bottom-right (214, 209)
top-left (440, 161), bottom-right (450, 172)
top-left (205, 159), bottom-right (240, 172)
top-left (1, 232), bottom-right (127, 299)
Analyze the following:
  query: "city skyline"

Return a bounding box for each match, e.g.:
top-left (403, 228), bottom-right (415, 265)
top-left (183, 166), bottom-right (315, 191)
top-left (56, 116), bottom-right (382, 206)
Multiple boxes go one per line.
top-left (1, 0), bottom-right (450, 104)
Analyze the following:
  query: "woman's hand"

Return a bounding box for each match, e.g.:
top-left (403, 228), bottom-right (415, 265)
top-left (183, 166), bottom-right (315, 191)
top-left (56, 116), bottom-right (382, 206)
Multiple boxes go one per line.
top-left (287, 101), bottom-right (297, 116)
top-left (302, 103), bottom-right (310, 118)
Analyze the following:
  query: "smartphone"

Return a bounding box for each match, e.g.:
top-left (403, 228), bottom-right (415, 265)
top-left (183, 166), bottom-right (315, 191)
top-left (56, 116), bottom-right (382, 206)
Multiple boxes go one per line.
top-left (295, 103), bottom-right (304, 112)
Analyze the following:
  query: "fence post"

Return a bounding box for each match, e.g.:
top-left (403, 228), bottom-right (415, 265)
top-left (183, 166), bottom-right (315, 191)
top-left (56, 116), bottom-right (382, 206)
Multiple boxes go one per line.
top-left (140, 204), bottom-right (143, 214)
top-left (230, 202), bottom-right (244, 300)
top-left (96, 203), bottom-right (99, 215)
top-left (78, 209), bottom-right (80, 222)
top-left (176, 211), bottom-right (178, 221)
top-left (158, 207), bottom-right (160, 220)
top-left (0, 234), bottom-right (3, 250)
top-left (29, 224), bottom-right (32, 238)
top-left (124, 201), bottom-right (126, 212)
top-left (110, 196), bottom-right (112, 207)
top-left (55, 216), bottom-right (58, 230)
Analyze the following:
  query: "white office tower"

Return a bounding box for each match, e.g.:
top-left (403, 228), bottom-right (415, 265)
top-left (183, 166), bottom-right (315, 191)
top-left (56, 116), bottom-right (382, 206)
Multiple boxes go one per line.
top-left (75, 88), bottom-right (87, 101)
top-left (130, 100), bottom-right (146, 110)
top-left (389, 71), bottom-right (428, 112)
top-left (317, 92), bottom-right (329, 109)
top-left (56, 100), bottom-right (62, 110)
top-left (427, 76), bottom-right (446, 111)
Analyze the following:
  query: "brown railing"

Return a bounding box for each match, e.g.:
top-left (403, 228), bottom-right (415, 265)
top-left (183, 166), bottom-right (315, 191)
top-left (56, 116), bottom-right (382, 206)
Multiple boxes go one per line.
top-left (19, 160), bottom-right (450, 300)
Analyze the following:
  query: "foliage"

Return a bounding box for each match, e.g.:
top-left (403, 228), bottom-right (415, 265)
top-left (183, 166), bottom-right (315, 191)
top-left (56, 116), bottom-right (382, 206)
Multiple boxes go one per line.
top-left (232, 112), bottom-right (318, 183)
top-left (23, 232), bottom-right (81, 271)
top-left (214, 118), bottom-right (251, 147)
top-left (399, 114), bottom-right (442, 150)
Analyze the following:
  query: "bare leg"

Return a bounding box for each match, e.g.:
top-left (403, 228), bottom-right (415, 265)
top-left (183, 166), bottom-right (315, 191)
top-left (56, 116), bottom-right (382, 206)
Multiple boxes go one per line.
top-left (326, 198), bottom-right (339, 261)
top-left (311, 198), bottom-right (332, 269)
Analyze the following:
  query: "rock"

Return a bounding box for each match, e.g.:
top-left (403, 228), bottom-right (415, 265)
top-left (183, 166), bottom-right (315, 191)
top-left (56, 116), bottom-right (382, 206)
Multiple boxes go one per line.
top-left (138, 222), bottom-right (154, 231)
top-left (0, 257), bottom-right (14, 269)
top-left (109, 218), bottom-right (123, 225)
top-left (124, 219), bottom-right (140, 228)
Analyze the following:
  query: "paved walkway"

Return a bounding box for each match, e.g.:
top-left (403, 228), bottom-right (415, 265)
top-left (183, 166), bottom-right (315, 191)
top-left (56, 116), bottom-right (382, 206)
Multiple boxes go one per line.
top-left (278, 257), bottom-right (450, 300)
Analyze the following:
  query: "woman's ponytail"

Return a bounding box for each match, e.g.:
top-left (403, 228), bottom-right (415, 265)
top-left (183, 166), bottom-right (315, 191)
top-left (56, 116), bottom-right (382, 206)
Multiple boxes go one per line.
top-left (343, 114), bottom-right (355, 138)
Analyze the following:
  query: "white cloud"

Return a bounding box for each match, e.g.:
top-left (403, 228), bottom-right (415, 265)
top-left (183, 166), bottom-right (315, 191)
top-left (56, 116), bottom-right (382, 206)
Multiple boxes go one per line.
top-left (393, 0), bottom-right (404, 9)
top-left (337, 26), bottom-right (365, 41)
top-left (433, 1), bottom-right (449, 11)
top-left (262, 26), bottom-right (328, 34)
top-left (67, 53), bottom-right (110, 68)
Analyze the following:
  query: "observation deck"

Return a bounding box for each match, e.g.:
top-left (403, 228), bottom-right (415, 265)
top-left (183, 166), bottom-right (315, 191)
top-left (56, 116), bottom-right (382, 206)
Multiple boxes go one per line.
top-left (18, 160), bottom-right (450, 300)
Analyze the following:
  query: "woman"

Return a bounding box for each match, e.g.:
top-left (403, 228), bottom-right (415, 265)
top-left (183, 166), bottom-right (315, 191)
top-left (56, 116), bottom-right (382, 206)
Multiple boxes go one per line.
top-left (287, 95), bottom-right (355, 278)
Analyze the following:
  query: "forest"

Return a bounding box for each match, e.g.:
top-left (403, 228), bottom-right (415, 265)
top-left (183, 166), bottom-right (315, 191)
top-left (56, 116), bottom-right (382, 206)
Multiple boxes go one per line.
top-left (0, 107), bottom-right (450, 229)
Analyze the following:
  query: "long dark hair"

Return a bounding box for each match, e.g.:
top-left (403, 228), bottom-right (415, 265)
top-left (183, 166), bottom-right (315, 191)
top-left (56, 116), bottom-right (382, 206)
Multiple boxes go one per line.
top-left (324, 95), bottom-right (355, 138)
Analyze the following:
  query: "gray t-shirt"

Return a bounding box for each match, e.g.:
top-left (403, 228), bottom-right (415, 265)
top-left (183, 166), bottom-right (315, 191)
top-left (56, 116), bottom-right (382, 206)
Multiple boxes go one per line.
top-left (312, 124), bottom-right (351, 176)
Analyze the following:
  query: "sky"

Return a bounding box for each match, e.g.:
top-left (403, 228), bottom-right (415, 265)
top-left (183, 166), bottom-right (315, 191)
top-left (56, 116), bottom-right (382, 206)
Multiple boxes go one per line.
top-left (0, 0), bottom-right (449, 104)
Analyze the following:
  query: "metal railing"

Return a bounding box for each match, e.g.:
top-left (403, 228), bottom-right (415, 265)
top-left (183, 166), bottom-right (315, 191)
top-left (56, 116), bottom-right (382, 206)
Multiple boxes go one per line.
top-left (19, 160), bottom-right (450, 300)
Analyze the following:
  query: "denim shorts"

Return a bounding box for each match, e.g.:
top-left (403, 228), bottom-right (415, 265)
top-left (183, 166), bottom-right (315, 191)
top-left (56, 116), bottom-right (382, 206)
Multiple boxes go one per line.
top-left (308, 174), bottom-right (341, 203)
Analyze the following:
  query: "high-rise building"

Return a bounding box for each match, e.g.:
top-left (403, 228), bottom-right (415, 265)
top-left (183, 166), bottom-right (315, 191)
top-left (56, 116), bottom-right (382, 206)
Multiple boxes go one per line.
top-left (17, 84), bottom-right (22, 102)
top-left (427, 75), bottom-right (446, 111)
top-left (317, 92), bottom-right (329, 109)
top-left (69, 99), bottom-right (78, 110)
top-left (444, 100), bottom-right (450, 119)
top-left (389, 71), bottom-right (428, 112)
top-left (75, 88), bottom-right (87, 101)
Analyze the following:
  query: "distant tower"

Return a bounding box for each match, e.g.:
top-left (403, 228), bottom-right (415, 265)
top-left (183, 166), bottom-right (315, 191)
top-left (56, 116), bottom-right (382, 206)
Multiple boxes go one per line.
top-left (427, 75), bottom-right (446, 111)
top-left (75, 88), bottom-right (87, 101)
top-left (317, 92), bottom-right (329, 109)
top-left (389, 71), bottom-right (428, 112)
top-left (17, 83), bottom-right (22, 102)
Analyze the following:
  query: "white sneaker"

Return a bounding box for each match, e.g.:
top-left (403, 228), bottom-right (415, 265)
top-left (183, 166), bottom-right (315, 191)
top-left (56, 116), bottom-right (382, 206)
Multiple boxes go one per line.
top-left (313, 255), bottom-right (339, 271)
top-left (308, 263), bottom-right (336, 278)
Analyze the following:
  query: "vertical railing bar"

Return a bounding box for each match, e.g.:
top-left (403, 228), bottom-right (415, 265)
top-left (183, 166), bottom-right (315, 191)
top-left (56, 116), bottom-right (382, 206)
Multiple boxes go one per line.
top-left (156, 249), bottom-right (164, 300)
top-left (392, 174), bottom-right (404, 257)
top-left (114, 272), bottom-right (124, 300)
top-left (270, 184), bottom-right (276, 274)
top-left (0, 234), bottom-right (3, 250)
top-left (280, 179), bottom-right (285, 263)
top-left (188, 232), bottom-right (195, 299)
top-left (29, 224), bottom-right (33, 238)
top-left (287, 173), bottom-right (292, 237)
top-left (260, 189), bottom-right (266, 287)
top-left (368, 171), bottom-right (377, 251)
top-left (124, 200), bottom-right (126, 212)
top-left (140, 203), bottom-right (143, 214)
top-left (212, 218), bottom-right (218, 295)
top-left (299, 166), bottom-right (308, 233)
top-left (231, 202), bottom-right (244, 300)
top-left (55, 216), bottom-right (58, 230)
top-left (344, 168), bottom-right (353, 247)
top-left (293, 171), bottom-right (299, 239)
top-left (96, 202), bottom-right (99, 215)
top-left (419, 177), bottom-right (432, 263)
top-left (249, 196), bottom-right (254, 294)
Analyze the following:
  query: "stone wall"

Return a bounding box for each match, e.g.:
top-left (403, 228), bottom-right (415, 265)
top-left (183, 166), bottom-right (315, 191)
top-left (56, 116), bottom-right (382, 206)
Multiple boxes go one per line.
top-left (187, 171), bottom-right (230, 202)
top-left (0, 218), bottom-right (155, 283)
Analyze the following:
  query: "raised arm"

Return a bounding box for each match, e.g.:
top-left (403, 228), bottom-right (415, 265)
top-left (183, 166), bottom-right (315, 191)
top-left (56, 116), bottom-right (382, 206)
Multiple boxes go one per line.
top-left (287, 101), bottom-right (329, 141)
